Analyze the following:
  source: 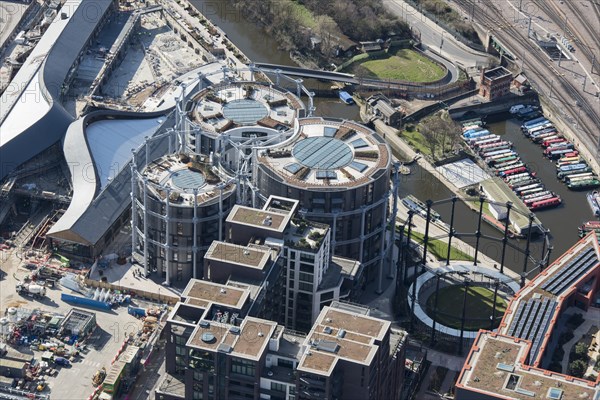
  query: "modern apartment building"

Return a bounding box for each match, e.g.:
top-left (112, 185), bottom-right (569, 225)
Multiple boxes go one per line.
top-left (157, 300), bottom-right (406, 400)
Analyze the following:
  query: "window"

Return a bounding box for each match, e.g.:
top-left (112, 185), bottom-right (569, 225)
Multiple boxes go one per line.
top-left (320, 291), bottom-right (334, 302)
top-left (230, 358), bottom-right (256, 376)
top-left (300, 253), bottom-right (314, 263)
top-left (299, 282), bottom-right (313, 292)
top-left (176, 345), bottom-right (186, 356)
top-left (299, 263), bottom-right (314, 273)
top-left (299, 272), bottom-right (313, 283)
top-left (271, 382), bottom-right (286, 392)
top-left (278, 359), bottom-right (294, 369)
top-left (194, 371), bottom-right (204, 381)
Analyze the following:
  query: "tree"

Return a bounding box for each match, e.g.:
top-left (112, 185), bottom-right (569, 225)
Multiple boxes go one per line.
top-left (418, 111), bottom-right (461, 159)
top-left (568, 359), bottom-right (587, 378)
top-left (575, 343), bottom-right (590, 361)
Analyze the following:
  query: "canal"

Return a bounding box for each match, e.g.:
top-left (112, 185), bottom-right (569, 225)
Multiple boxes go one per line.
top-left (188, 0), bottom-right (584, 275)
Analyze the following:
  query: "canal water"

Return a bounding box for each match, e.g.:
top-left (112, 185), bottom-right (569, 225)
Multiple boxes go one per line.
top-left (188, 0), bottom-right (585, 274)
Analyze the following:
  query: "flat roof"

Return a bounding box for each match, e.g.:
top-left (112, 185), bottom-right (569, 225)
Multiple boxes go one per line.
top-left (187, 316), bottom-right (277, 361)
top-left (227, 205), bottom-right (290, 232)
top-left (298, 305), bottom-right (390, 376)
top-left (457, 332), bottom-right (598, 400)
top-left (205, 241), bottom-right (271, 270)
top-left (182, 279), bottom-right (250, 309)
top-left (459, 234), bottom-right (600, 399)
top-left (483, 66), bottom-right (512, 80)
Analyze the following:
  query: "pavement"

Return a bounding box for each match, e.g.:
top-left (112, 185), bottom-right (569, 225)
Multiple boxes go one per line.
top-left (384, 0), bottom-right (491, 69)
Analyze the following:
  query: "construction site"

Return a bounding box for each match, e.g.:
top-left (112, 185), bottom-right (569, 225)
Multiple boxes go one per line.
top-left (66, 8), bottom-right (208, 114)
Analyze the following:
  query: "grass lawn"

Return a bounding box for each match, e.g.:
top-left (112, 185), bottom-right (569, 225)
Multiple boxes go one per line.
top-left (400, 129), bottom-right (432, 157)
top-left (352, 49), bottom-right (446, 82)
top-left (402, 228), bottom-right (475, 262)
top-left (426, 285), bottom-right (508, 330)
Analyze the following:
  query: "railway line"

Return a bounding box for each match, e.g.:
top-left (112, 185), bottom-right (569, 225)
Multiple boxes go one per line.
top-left (531, 0), bottom-right (598, 75)
top-left (452, 0), bottom-right (600, 162)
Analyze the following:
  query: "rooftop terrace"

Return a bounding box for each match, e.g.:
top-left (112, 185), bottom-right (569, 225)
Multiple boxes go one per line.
top-left (191, 82), bottom-right (303, 133)
top-left (258, 118), bottom-right (390, 189)
top-left (457, 332), bottom-right (598, 400)
top-left (459, 234), bottom-right (600, 399)
top-left (142, 153), bottom-right (234, 205)
top-left (498, 234), bottom-right (600, 365)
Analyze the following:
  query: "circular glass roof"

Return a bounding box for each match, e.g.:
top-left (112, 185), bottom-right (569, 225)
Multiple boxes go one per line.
top-left (171, 169), bottom-right (205, 191)
top-left (293, 137), bottom-right (353, 169)
top-left (222, 99), bottom-right (269, 125)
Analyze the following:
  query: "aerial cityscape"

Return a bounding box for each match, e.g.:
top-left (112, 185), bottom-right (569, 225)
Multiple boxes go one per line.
top-left (0, 0), bottom-right (598, 399)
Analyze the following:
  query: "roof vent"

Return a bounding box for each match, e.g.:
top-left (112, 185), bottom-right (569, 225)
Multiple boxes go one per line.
top-left (258, 332), bottom-right (264, 337)
top-left (325, 318), bottom-right (332, 323)
top-left (199, 321), bottom-right (210, 328)
top-left (337, 329), bottom-right (346, 338)
top-left (243, 249), bottom-right (250, 256)
top-left (229, 326), bottom-right (241, 334)
top-left (323, 326), bottom-right (333, 334)
top-left (220, 288), bottom-right (226, 294)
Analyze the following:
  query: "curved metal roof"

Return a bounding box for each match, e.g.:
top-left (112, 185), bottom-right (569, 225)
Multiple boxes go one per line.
top-left (0, 0), bottom-right (114, 182)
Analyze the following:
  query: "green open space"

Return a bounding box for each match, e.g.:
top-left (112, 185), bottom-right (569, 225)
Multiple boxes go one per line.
top-left (425, 285), bottom-right (507, 330)
top-left (401, 228), bottom-right (474, 261)
top-left (400, 129), bottom-right (432, 157)
top-left (349, 48), bottom-right (446, 82)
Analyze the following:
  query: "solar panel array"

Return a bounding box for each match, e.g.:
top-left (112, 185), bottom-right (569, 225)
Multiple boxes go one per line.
top-left (541, 245), bottom-right (598, 295)
top-left (222, 99), bottom-right (269, 125)
top-left (506, 296), bottom-right (556, 362)
top-left (293, 137), bottom-right (353, 169)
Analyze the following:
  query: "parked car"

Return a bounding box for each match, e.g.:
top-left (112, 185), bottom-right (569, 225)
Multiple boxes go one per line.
top-left (53, 357), bottom-right (71, 367)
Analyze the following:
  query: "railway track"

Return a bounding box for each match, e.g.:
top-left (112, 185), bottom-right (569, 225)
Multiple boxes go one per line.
top-left (452, 0), bottom-right (600, 158)
top-left (531, 0), bottom-right (598, 73)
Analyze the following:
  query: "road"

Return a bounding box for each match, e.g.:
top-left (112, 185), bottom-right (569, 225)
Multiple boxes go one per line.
top-left (384, 0), bottom-right (491, 69)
